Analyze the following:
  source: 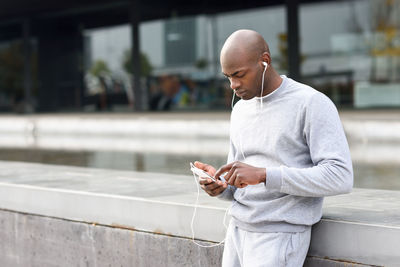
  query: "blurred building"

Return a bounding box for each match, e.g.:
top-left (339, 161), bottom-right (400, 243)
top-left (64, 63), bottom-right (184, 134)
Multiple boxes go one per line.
top-left (0, 0), bottom-right (399, 112)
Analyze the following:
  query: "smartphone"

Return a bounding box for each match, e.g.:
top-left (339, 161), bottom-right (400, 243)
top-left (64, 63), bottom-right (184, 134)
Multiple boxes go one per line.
top-left (190, 162), bottom-right (226, 183)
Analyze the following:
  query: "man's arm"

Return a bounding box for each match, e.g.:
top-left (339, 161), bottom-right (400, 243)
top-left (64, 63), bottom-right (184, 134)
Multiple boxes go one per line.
top-left (265, 93), bottom-right (353, 197)
top-left (216, 137), bottom-right (238, 200)
top-left (214, 93), bottom-right (353, 197)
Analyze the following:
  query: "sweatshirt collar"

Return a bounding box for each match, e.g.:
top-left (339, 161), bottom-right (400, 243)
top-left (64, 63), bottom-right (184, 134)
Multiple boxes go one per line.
top-left (242, 75), bottom-right (287, 104)
top-left (254, 75), bottom-right (287, 102)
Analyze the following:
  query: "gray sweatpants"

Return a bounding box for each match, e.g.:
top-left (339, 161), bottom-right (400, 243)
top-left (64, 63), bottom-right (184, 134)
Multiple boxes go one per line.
top-left (222, 222), bottom-right (311, 267)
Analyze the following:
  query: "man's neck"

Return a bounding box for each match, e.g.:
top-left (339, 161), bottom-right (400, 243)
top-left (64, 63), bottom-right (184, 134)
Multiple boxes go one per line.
top-left (262, 69), bottom-right (283, 96)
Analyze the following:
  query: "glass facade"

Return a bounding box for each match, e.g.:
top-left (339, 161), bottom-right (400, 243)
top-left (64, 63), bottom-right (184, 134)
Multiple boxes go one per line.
top-left (300, 0), bottom-right (400, 108)
top-left (81, 0), bottom-right (400, 111)
top-left (82, 6), bottom-right (287, 111)
top-left (83, 25), bottom-right (133, 111)
top-left (0, 39), bottom-right (37, 112)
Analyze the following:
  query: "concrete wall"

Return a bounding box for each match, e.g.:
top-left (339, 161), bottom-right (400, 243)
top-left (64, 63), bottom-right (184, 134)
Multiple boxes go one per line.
top-left (0, 209), bottom-right (223, 267)
top-left (0, 161), bottom-right (398, 266)
top-left (0, 209), bottom-right (373, 267)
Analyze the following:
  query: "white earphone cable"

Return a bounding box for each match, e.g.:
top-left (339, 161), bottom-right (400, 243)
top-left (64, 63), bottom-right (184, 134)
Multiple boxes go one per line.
top-left (260, 63), bottom-right (268, 110)
top-left (191, 62), bottom-right (266, 248)
top-left (231, 90), bottom-right (236, 109)
top-left (190, 172), bottom-right (230, 248)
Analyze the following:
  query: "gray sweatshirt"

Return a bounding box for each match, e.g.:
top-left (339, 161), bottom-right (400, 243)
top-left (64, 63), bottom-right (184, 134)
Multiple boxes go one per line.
top-left (218, 75), bottom-right (353, 233)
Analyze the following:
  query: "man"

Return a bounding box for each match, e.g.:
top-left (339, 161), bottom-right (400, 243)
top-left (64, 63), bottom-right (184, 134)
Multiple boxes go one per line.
top-left (194, 29), bottom-right (353, 267)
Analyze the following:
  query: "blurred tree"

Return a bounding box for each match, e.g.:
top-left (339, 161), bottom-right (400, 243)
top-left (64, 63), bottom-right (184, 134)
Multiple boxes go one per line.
top-left (370, 0), bottom-right (400, 82)
top-left (122, 50), bottom-right (153, 77)
top-left (278, 33), bottom-right (306, 73)
top-left (278, 33), bottom-right (288, 71)
top-left (89, 59), bottom-right (110, 78)
top-left (195, 58), bottom-right (208, 70)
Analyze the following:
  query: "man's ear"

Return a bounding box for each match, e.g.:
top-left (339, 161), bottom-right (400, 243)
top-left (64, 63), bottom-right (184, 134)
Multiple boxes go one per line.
top-left (262, 52), bottom-right (271, 66)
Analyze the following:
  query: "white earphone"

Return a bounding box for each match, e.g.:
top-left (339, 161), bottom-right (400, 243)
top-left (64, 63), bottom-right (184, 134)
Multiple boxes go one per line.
top-left (260, 62), bottom-right (268, 109)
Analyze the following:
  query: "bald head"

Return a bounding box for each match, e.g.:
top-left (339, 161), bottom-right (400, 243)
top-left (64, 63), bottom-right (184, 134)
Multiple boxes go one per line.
top-left (220, 29), bottom-right (270, 68)
top-left (220, 30), bottom-right (281, 100)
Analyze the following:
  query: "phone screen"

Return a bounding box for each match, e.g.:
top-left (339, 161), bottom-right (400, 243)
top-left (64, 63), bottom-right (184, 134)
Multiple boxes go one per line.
top-left (190, 162), bottom-right (216, 181)
top-left (190, 162), bottom-right (226, 183)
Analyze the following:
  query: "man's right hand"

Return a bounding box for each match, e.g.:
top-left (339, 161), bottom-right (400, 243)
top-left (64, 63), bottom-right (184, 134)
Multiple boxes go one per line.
top-left (194, 161), bottom-right (228, 197)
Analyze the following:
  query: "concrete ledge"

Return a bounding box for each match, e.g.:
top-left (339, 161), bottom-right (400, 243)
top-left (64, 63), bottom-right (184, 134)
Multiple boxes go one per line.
top-left (0, 161), bottom-right (229, 242)
top-left (0, 209), bottom-right (378, 267)
top-left (0, 161), bottom-right (399, 266)
top-left (0, 182), bottom-right (228, 242)
top-left (0, 209), bottom-right (224, 267)
top-left (310, 219), bottom-right (399, 266)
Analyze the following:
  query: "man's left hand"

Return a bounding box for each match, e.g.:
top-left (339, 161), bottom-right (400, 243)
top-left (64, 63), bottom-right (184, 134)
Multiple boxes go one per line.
top-left (214, 161), bottom-right (266, 188)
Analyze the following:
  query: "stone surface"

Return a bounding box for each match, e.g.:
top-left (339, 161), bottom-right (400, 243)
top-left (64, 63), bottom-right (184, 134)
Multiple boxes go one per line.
top-left (304, 257), bottom-right (377, 267)
top-left (0, 210), bottom-right (224, 267)
top-left (0, 209), bottom-right (384, 267)
top-left (1, 161), bottom-right (400, 266)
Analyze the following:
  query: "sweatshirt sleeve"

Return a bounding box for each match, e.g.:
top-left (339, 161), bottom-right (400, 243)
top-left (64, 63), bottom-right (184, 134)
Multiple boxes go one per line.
top-left (218, 137), bottom-right (237, 201)
top-left (266, 93), bottom-right (353, 197)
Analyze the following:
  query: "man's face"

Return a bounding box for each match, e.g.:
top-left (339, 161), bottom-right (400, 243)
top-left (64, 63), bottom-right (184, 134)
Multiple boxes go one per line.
top-left (221, 57), bottom-right (263, 100)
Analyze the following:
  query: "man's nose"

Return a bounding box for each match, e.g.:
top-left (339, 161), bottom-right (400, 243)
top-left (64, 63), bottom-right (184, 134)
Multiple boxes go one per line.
top-left (230, 79), bottom-right (240, 90)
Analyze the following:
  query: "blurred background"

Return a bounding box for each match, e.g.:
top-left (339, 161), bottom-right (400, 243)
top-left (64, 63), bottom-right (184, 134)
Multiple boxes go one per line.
top-left (1, 0), bottom-right (399, 112)
top-left (0, 0), bottom-right (399, 189)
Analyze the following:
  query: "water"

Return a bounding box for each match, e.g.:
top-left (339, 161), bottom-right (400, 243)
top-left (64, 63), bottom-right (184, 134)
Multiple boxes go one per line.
top-left (0, 147), bottom-right (399, 191)
top-left (0, 148), bottom-right (226, 176)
